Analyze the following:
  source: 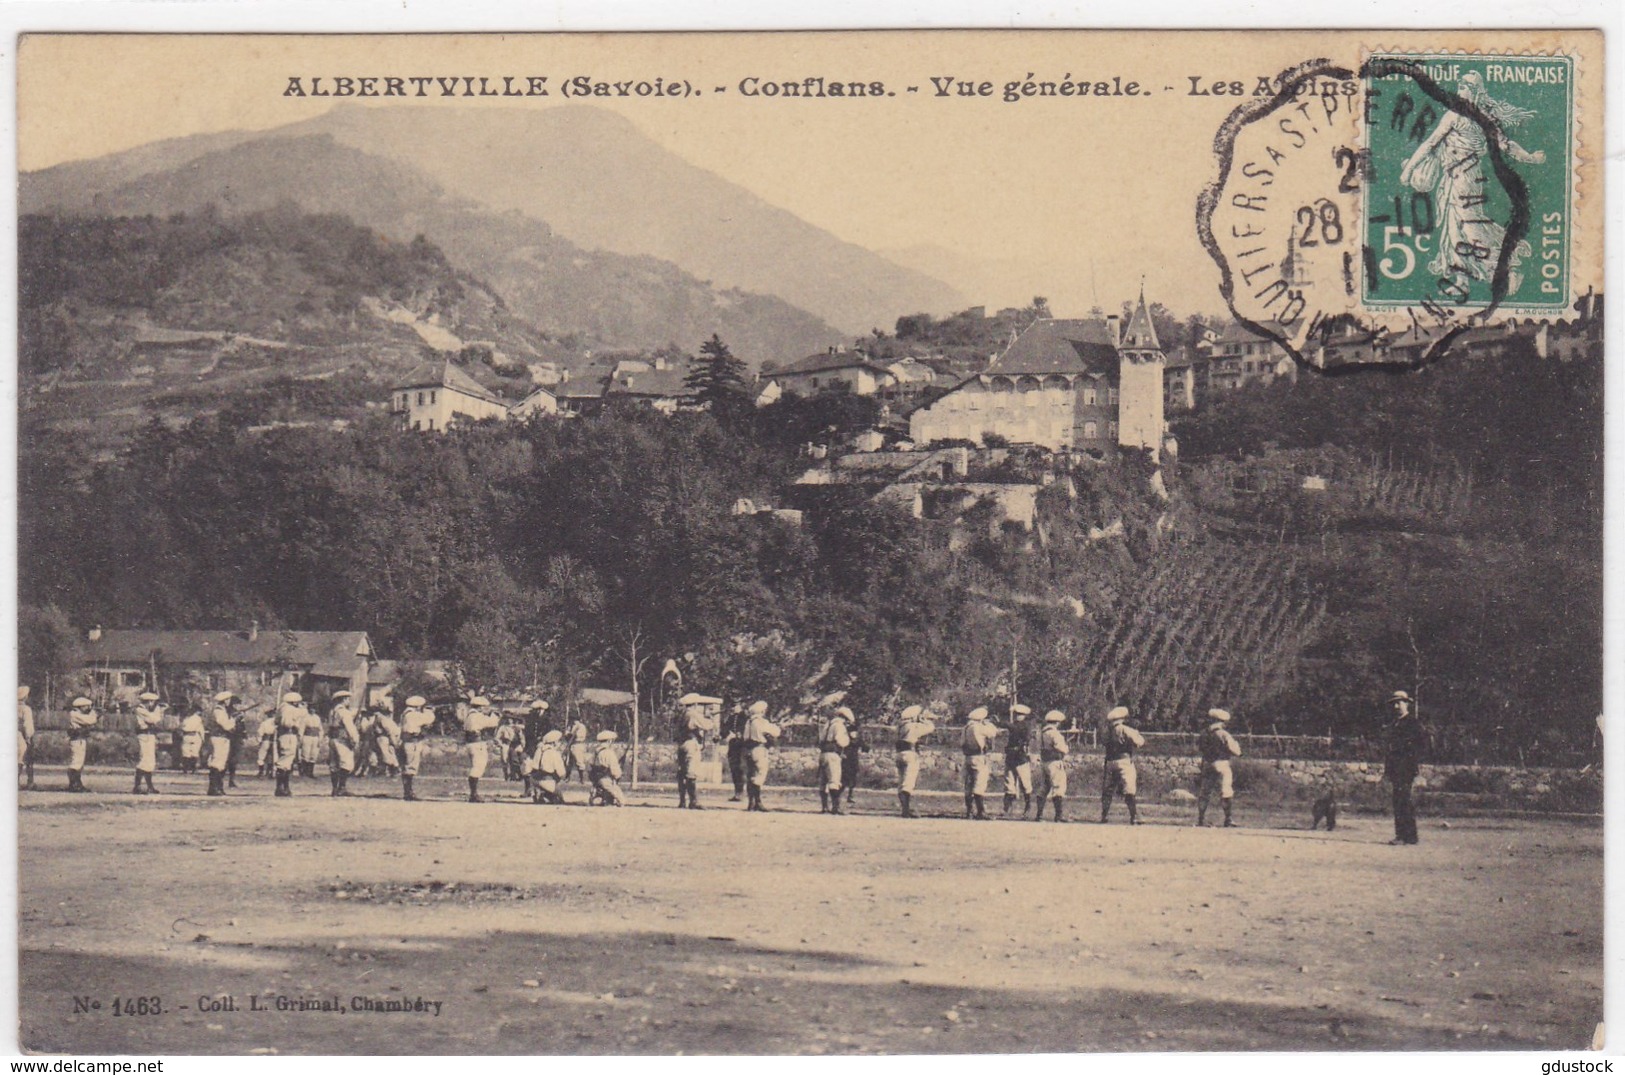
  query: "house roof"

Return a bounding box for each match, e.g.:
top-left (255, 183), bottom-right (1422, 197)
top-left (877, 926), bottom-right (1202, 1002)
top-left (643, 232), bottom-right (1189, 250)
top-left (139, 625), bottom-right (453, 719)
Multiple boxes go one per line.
top-left (394, 359), bottom-right (505, 404)
top-left (985, 318), bottom-right (1118, 377)
top-left (605, 365), bottom-right (694, 399)
top-left (84, 629), bottom-right (373, 669)
top-left (772, 350), bottom-right (894, 379)
top-left (1208, 321), bottom-right (1291, 347)
top-left (554, 378), bottom-right (608, 400)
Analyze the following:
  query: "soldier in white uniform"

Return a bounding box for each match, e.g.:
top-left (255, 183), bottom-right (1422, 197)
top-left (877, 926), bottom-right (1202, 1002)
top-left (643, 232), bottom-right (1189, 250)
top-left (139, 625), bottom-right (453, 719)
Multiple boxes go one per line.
top-left (274, 691), bottom-right (308, 797)
top-left (959, 706), bottom-right (998, 820)
top-left (1197, 708), bottom-right (1243, 828)
top-left (1034, 710), bottom-right (1070, 822)
top-left (66, 697), bottom-right (98, 792)
top-left (1100, 705), bottom-right (1146, 825)
top-left (178, 708), bottom-right (205, 774)
top-left (564, 714), bottom-right (591, 784)
top-left (130, 692), bottom-right (164, 795)
top-left (589, 730), bottom-right (625, 806)
top-left (675, 693), bottom-right (719, 810)
top-left (327, 690), bottom-right (359, 797)
top-left (462, 696), bottom-right (500, 802)
top-left (531, 730), bottom-right (568, 804)
top-left (740, 701), bottom-right (781, 812)
top-left (818, 706), bottom-right (854, 814)
top-left (298, 704), bottom-right (324, 778)
top-left (892, 705), bottom-right (935, 818)
top-left (205, 691), bottom-right (237, 797)
top-left (254, 709), bottom-right (278, 778)
top-left (18, 686), bottom-right (36, 790)
top-left (398, 696), bottom-right (436, 801)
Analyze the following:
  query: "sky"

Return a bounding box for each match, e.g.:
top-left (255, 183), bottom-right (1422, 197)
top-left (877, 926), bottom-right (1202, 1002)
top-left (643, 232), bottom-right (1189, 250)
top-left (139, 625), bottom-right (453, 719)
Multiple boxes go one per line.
top-left (16, 30), bottom-right (1603, 318)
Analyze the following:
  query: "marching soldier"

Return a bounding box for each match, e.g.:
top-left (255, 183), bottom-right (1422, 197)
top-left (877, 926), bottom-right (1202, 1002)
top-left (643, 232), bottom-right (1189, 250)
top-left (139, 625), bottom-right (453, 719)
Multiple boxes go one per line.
top-left (740, 701), bottom-right (780, 812)
top-left (1196, 708), bottom-right (1242, 828)
top-left (133, 692), bottom-right (164, 794)
top-left (723, 704), bottom-right (748, 802)
top-left (840, 711), bottom-right (869, 809)
top-left (327, 690), bottom-right (359, 797)
top-left (675, 693), bottom-right (719, 810)
top-left (66, 696), bottom-right (98, 792)
top-left (960, 706), bottom-right (997, 820)
top-left (1034, 710), bottom-right (1070, 822)
top-left (893, 704), bottom-right (935, 818)
top-left (205, 691), bottom-right (237, 796)
top-left (398, 695), bottom-right (436, 802)
top-left (530, 729), bottom-right (568, 804)
top-left (18, 686), bottom-right (36, 790)
top-left (274, 692), bottom-right (308, 797)
top-left (818, 706), bottom-right (854, 814)
top-left (588, 730), bottom-right (625, 806)
top-left (1001, 703), bottom-right (1036, 817)
top-left (564, 711), bottom-right (592, 785)
top-left (254, 708), bottom-right (278, 778)
top-left (298, 703), bottom-right (324, 778)
top-left (179, 707), bottom-right (205, 774)
top-left (462, 696), bottom-right (500, 803)
top-left (1100, 706), bottom-right (1146, 824)
top-left (1385, 690), bottom-right (1425, 845)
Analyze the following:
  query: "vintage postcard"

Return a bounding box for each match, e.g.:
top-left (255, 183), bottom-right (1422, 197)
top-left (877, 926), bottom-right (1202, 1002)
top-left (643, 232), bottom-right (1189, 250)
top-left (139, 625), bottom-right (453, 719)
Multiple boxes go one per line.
top-left (9, 28), bottom-right (1605, 1058)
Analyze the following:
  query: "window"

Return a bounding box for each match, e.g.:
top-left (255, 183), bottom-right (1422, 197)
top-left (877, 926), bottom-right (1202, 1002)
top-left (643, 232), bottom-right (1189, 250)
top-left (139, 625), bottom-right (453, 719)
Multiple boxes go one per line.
top-left (414, 420), bottom-right (422, 431)
top-left (430, 391), bottom-right (437, 405)
top-left (1082, 387), bottom-right (1097, 406)
top-left (1108, 421), bottom-right (1119, 438)
top-left (417, 391), bottom-right (426, 406)
top-left (1083, 421), bottom-right (1098, 439)
top-left (1108, 388), bottom-right (1119, 405)
top-left (120, 671), bottom-right (144, 687)
top-left (428, 419), bottom-right (435, 432)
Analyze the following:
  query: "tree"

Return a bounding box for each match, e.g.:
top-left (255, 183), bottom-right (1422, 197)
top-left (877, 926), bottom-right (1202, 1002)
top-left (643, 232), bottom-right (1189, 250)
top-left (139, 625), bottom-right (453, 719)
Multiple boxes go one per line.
top-left (683, 335), bottom-right (750, 417)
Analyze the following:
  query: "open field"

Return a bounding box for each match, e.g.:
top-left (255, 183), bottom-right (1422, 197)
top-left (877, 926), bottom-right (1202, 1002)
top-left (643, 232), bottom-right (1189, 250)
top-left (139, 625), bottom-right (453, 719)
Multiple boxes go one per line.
top-left (17, 765), bottom-right (1603, 1054)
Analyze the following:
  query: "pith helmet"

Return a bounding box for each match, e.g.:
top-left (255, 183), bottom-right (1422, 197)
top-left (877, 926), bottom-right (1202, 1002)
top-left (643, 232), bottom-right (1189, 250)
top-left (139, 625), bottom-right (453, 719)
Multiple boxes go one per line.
top-left (596, 730), bottom-right (618, 742)
top-left (1208, 708), bottom-right (1232, 723)
top-left (470, 696), bottom-right (490, 708)
top-left (214, 691), bottom-right (235, 703)
top-left (834, 706), bottom-right (855, 720)
top-left (71, 697), bottom-right (92, 708)
top-left (1390, 690), bottom-right (1412, 703)
top-left (17, 686), bottom-right (29, 701)
top-left (899, 704), bottom-right (923, 721)
top-left (542, 730), bottom-right (563, 744)
top-left (1044, 710), bottom-right (1066, 724)
top-left (405, 695), bottom-right (427, 708)
top-left (967, 706), bottom-right (990, 722)
top-left (530, 699), bottom-right (550, 711)
top-left (747, 700), bottom-right (769, 717)
top-left (1106, 706), bottom-right (1130, 723)
top-left (282, 691), bottom-right (303, 704)
top-left (139, 692), bottom-right (160, 703)
top-left (331, 690), bottom-right (351, 701)
top-left (1010, 704), bottom-right (1032, 717)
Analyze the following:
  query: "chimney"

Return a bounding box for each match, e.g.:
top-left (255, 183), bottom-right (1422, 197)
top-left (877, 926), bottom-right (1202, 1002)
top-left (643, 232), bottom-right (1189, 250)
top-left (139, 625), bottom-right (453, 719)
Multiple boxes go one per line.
top-left (1106, 315), bottom-right (1122, 347)
top-left (249, 619), bottom-right (260, 643)
top-left (87, 624), bottom-right (102, 643)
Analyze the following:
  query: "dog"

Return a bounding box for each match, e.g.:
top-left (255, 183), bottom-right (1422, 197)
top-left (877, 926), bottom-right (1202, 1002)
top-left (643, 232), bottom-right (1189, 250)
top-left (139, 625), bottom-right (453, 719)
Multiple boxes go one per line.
top-left (1310, 789), bottom-right (1339, 831)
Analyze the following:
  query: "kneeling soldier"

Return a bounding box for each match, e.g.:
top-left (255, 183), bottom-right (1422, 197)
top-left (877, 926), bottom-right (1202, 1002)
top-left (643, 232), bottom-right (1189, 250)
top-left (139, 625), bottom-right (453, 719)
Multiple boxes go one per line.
top-left (893, 705), bottom-right (935, 818)
top-left (1035, 710), bottom-right (1070, 821)
top-left (133, 692), bottom-right (164, 795)
top-left (1197, 708), bottom-right (1242, 828)
top-left (531, 730), bottom-right (568, 804)
top-left (960, 707), bottom-right (997, 820)
top-left (1100, 706), bottom-right (1145, 824)
top-left (589, 730), bottom-right (625, 806)
top-left (818, 706), bottom-right (854, 814)
top-left (676, 693), bottom-right (719, 810)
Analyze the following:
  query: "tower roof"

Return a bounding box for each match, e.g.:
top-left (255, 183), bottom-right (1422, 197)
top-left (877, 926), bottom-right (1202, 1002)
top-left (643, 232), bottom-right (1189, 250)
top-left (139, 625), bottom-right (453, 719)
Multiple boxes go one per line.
top-left (1122, 289), bottom-right (1162, 351)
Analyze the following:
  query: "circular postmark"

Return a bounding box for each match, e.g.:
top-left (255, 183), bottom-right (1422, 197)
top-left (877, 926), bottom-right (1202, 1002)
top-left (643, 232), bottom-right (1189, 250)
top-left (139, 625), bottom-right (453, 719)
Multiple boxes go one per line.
top-left (1198, 55), bottom-right (1539, 373)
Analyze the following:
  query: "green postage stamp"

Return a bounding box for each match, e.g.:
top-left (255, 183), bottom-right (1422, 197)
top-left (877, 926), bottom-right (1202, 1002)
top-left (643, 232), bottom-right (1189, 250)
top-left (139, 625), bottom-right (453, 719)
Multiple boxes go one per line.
top-left (1362, 52), bottom-right (1575, 313)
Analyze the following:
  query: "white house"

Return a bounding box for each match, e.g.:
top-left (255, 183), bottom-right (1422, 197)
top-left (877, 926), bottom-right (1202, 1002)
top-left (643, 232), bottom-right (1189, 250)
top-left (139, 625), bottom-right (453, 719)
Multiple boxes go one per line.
top-left (391, 360), bottom-right (511, 431)
top-left (766, 348), bottom-right (899, 397)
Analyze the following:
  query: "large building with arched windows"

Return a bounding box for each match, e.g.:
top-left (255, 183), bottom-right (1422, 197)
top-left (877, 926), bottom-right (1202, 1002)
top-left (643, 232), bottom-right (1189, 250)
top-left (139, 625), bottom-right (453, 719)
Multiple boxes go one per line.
top-left (907, 292), bottom-right (1166, 457)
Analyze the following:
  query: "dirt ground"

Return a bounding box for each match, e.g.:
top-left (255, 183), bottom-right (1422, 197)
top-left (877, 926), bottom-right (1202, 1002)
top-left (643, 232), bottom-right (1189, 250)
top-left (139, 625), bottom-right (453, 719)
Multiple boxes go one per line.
top-left (16, 764), bottom-right (1603, 1054)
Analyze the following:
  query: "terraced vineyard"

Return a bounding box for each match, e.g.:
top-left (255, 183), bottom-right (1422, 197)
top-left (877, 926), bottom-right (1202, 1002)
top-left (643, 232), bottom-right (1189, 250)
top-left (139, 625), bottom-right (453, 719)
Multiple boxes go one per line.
top-left (1078, 539), bottom-right (1325, 729)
